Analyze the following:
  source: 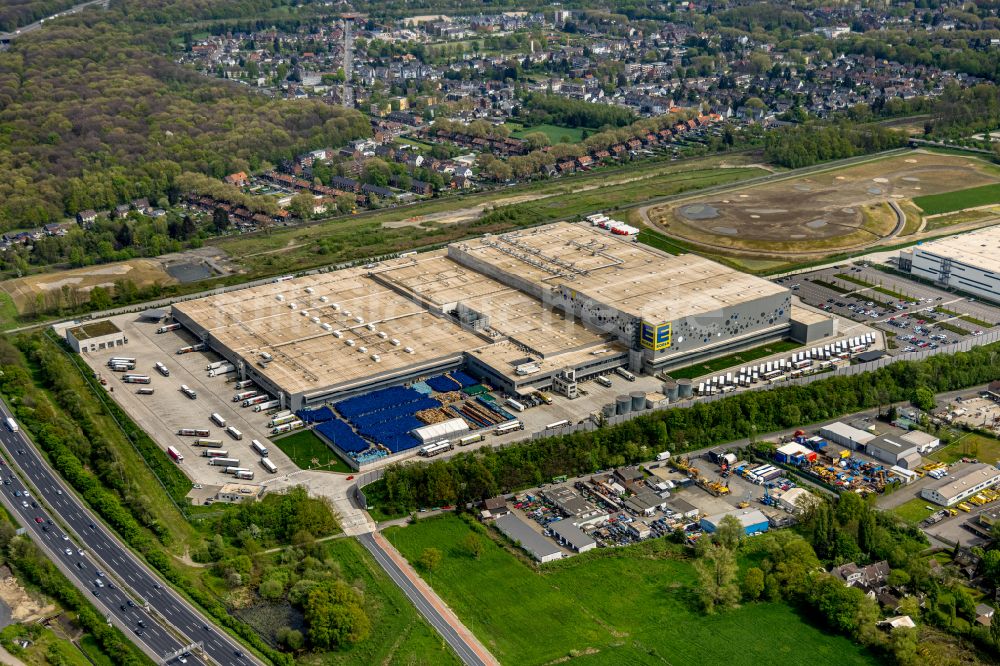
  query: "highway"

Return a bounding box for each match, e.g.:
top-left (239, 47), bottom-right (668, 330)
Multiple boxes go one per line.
top-left (0, 0), bottom-right (108, 42)
top-left (357, 533), bottom-right (490, 666)
top-left (0, 400), bottom-right (263, 666)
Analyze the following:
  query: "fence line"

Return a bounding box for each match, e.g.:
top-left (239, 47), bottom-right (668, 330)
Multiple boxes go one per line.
top-left (536, 329), bottom-right (1000, 439)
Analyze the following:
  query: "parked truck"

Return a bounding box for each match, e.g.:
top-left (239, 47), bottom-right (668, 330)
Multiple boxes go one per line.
top-left (156, 323), bottom-right (181, 334)
top-left (177, 428), bottom-right (210, 437)
top-left (167, 446), bottom-right (183, 462)
top-left (154, 362), bottom-right (169, 377)
top-left (253, 400), bottom-right (280, 412)
top-left (122, 374), bottom-right (151, 384)
top-left (243, 395), bottom-right (269, 407)
top-left (209, 457), bottom-right (239, 466)
top-left (192, 439), bottom-right (224, 448)
top-left (251, 439), bottom-right (269, 457)
top-left (233, 391), bottom-right (257, 403)
top-left (208, 364), bottom-right (236, 378)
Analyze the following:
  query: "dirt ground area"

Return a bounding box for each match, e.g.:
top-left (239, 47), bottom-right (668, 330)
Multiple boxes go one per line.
top-left (0, 247), bottom-right (238, 315)
top-left (947, 396), bottom-right (1000, 432)
top-left (649, 152), bottom-right (1000, 253)
top-left (0, 259), bottom-right (174, 314)
top-left (0, 575), bottom-right (54, 624)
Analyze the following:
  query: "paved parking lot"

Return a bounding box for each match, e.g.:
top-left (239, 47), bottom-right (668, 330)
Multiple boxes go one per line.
top-left (784, 261), bottom-right (1000, 356)
top-left (77, 313), bottom-right (296, 489)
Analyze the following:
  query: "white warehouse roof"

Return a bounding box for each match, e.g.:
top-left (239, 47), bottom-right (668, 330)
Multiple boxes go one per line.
top-left (412, 417), bottom-right (470, 444)
top-left (820, 421), bottom-right (875, 445)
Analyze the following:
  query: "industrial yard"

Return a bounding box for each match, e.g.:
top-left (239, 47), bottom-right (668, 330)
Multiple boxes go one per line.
top-left (59, 220), bottom-right (872, 477)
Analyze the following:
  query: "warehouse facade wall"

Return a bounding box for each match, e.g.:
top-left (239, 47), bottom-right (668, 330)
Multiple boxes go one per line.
top-left (909, 249), bottom-right (1000, 304)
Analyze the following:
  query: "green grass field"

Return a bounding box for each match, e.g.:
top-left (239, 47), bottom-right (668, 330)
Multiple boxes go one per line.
top-left (510, 123), bottom-right (589, 144)
top-left (929, 432), bottom-right (1000, 465)
top-left (665, 340), bottom-right (802, 380)
top-left (385, 515), bottom-right (878, 666)
top-left (891, 497), bottom-right (937, 525)
top-left (1, 625), bottom-right (94, 666)
top-left (636, 227), bottom-right (687, 255)
top-left (273, 429), bottom-right (353, 473)
top-left (0, 289), bottom-right (18, 331)
top-left (914, 182), bottom-right (1000, 216)
top-left (315, 539), bottom-right (460, 665)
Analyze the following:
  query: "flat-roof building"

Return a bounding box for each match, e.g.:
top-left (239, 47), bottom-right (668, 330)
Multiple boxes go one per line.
top-left (494, 514), bottom-right (563, 562)
top-left (921, 463), bottom-right (1000, 506)
top-left (543, 485), bottom-right (608, 528)
top-left (549, 520), bottom-right (597, 553)
top-left (900, 227), bottom-right (1000, 304)
top-left (899, 430), bottom-right (940, 454)
top-left (866, 436), bottom-right (922, 470)
top-left (820, 422), bottom-right (876, 451)
top-left (170, 222), bottom-right (792, 409)
top-left (701, 509), bottom-right (770, 535)
top-left (64, 320), bottom-right (127, 354)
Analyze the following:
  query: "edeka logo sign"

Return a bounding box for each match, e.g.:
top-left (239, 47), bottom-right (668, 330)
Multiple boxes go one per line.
top-left (640, 321), bottom-right (671, 351)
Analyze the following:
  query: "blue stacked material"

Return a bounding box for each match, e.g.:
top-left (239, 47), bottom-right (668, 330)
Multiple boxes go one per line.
top-left (426, 375), bottom-right (461, 393)
top-left (297, 406), bottom-right (335, 424)
top-left (382, 433), bottom-right (420, 453)
top-left (411, 381), bottom-right (432, 395)
top-left (350, 398), bottom-right (441, 431)
top-left (336, 386), bottom-right (426, 419)
top-left (316, 420), bottom-right (369, 454)
top-left (356, 450), bottom-right (387, 465)
top-left (451, 370), bottom-right (478, 388)
top-left (476, 396), bottom-right (514, 421)
top-left (355, 415), bottom-right (425, 441)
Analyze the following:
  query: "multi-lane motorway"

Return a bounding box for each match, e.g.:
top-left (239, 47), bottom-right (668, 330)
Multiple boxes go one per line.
top-left (0, 400), bottom-right (262, 666)
top-left (0, 0), bottom-right (108, 42)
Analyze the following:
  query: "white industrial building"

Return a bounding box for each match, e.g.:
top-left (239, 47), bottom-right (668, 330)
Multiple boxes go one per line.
top-left (920, 463), bottom-right (1000, 506)
top-left (549, 520), bottom-right (597, 553)
top-left (63, 320), bottom-right (128, 354)
top-left (820, 422), bottom-right (876, 451)
top-left (899, 430), bottom-right (940, 454)
top-left (900, 227), bottom-right (1000, 304)
top-left (412, 418), bottom-right (469, 444)
top-left (494, 514), bottom-right (563, 562)
top-left (778, 487), bottom-right (820, 514)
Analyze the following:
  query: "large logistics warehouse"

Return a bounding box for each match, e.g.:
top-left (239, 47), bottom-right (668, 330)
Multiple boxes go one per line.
top-left (171, 222), bottom-right (793, 411)
top-left (900, 227), bottom-right (1000, 303)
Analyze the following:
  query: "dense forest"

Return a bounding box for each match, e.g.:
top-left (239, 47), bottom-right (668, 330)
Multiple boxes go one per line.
top-left (0, 0), bottom-right (79, 31)
top-left (375, 342), bottom-right (1000, 512)
top-left (0, 12), bottom-right (369, 233)
top-left (522, 92), bottom-right (636, 129)
top-left (763, 124), bottom-right (907, 169)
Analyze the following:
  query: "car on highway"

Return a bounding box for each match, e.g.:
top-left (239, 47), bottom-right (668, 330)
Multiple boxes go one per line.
top-left (64, 548), bottom-right (72, 555)
top-left (20, 501), bottom-right (27, 508)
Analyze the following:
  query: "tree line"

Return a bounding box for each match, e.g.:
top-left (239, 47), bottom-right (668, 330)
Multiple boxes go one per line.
top-left (764, 123), bottom-right (907, 169)
top-left (375, 342), bottom-right (1000, 513)
top-left (522, 92), bottom-right (636, 129)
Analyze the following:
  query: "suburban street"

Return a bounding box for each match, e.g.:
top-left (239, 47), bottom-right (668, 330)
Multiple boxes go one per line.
top-left (0, 399), bottom-right (263, 666)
